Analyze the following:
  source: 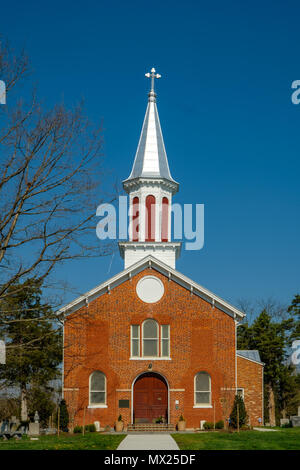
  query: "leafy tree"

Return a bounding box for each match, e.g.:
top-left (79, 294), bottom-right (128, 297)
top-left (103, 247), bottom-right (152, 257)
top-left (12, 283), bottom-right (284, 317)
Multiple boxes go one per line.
top-left (230, 394), bottom-right (247, 429)
top-left (0, 278), bottom-right (62, 420)
top-left (28, 386), bottom-right (57, 427)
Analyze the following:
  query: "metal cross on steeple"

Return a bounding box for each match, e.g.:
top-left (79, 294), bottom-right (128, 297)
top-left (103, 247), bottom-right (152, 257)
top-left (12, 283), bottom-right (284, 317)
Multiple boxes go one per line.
top-left (145, 67), bottom-right (161, 93)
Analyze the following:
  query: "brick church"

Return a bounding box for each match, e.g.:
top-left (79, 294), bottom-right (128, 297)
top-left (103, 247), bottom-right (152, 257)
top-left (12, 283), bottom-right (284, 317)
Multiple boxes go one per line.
top-left (62, 69), bottom-right (264, 430)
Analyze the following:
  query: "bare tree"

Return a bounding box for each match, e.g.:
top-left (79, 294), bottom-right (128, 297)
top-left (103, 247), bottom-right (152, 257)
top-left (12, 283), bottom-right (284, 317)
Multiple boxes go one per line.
top-left (237, 297), bottom-right (289, 324)
top-left (0, 40), bottom-right (114, 308)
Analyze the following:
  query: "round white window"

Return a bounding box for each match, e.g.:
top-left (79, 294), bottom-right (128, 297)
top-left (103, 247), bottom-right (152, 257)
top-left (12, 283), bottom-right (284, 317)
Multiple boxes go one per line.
top-left (136, 276), bottom-right (165, 303)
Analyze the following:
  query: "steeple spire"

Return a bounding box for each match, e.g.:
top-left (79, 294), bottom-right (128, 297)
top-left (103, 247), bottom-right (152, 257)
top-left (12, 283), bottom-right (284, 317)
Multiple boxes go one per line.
top-left (119, 68), bottom-right (181, 269)
top-left (123, 67), bottom-right (178, 193)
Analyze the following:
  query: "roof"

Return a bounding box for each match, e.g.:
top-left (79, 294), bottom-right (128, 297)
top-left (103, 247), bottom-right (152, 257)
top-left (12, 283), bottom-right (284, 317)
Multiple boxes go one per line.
top-left (237, 350), bottom-right (263, 365)
top-left (123, 95), bottom-right (178, 187)
top-left (58, 255), bottom-right (245, 320)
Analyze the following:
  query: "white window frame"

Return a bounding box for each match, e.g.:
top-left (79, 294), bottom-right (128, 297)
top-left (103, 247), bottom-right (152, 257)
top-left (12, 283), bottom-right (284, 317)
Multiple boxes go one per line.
top-left (160, 325), bottom-right (170, 358)
top-left (131, 325), bottom-right (140, 357)
top-left (193, 372), bottom-right (212, 408)
top-left (142, 319), bottom-right (159, 358)
top-left (88, 371), bottom-right (107, 408)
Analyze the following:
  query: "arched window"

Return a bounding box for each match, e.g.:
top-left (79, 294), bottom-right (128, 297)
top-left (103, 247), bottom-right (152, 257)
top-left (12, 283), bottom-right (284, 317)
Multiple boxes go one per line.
top-left (161, 197), bottom-right (169, 242)
top-left (145, 195), bottom-right (156, 241)
top-left (194, 372), bottom-right (211, 405)
top-left (89, 371), bottom-right (106, 405)
top-left (132, 196), bottom-right (139, 241)
top-left (143, 319), bottom-right (158, 357)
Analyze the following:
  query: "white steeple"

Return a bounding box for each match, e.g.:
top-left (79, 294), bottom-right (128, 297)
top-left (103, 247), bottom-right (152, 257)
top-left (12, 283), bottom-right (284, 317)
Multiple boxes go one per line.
top-left (119, 68), bottom-right (181, 269)
top-left (124, 68), bottom-right (178, 188)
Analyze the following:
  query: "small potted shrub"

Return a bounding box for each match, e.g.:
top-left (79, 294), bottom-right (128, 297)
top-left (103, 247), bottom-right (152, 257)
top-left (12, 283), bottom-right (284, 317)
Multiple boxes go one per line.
top-left (177, 414), bottom-right (186, 431)
top-left (115, 414), bottom-right (124, 432)
top-left (155, 416), bottom-right (164, 424)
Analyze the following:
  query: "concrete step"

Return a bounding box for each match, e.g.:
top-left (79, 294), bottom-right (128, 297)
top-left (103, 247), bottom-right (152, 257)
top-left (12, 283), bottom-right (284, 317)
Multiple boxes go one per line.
top-left (127, 423), bottom-right (175, 433)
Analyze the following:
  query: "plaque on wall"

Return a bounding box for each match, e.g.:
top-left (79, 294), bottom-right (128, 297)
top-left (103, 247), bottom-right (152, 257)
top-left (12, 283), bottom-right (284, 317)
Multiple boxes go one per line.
top-left (119, 399), bottom-right (130, 408)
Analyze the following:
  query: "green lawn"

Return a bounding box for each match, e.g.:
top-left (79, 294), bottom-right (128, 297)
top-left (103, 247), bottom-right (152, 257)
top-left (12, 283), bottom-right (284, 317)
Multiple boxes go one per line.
top-left (0, 433), bottom-right (126, 450)
top-left (172, 427), bottom-right (300, 450)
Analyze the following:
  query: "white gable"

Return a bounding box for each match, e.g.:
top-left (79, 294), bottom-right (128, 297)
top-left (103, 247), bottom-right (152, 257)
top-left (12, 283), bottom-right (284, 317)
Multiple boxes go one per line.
top-left (58, 255), bottom-right (245, 320)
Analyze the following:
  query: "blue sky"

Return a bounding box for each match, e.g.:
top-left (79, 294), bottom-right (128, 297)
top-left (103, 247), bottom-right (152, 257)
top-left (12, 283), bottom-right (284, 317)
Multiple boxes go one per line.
top-left (1, 0), bottom-right (300, 310)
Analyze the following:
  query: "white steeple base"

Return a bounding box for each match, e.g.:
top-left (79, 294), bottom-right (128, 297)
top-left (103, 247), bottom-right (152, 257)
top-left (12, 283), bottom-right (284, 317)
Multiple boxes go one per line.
top-left (119, 242), bottom-right (181, 269)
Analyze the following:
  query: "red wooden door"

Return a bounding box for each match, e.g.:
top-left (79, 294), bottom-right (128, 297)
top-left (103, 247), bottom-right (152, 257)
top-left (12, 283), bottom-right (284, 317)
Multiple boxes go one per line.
top-left (133, 373), bottom-right (168, 423)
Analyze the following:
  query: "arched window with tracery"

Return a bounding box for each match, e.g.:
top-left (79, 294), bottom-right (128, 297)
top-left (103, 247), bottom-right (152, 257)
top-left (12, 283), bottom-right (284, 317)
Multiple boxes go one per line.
top-left (142, 319), bottom-right (159, 357)
top-left (89, 371), bottom-right (106, 405)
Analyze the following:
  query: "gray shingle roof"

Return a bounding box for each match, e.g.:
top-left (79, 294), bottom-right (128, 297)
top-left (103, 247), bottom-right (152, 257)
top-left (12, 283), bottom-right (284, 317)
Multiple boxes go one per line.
top-left (237, 350), bottom-right (263, 364)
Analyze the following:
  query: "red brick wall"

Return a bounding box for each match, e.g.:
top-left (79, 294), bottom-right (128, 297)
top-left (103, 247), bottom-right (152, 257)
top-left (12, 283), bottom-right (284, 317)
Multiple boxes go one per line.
top-left (237, 355), bottom-right (264, 427)
top-left (64, 267), bottom-right (239, 430)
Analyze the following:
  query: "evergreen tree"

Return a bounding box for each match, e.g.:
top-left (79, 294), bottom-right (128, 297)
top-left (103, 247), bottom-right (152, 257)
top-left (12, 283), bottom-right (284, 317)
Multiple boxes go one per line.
top-left (28, 386), bottom-right (57, 427)
top-left (237, 309), bottom-right (295, 426)
top-left (230, 394), bottom-right (247, 429)
top-left (288, 294), bottom-right (300, 342)
top-left (0, 278), bottom-right (62, 421)
top-left (57, 399), bottom-right (69, 432)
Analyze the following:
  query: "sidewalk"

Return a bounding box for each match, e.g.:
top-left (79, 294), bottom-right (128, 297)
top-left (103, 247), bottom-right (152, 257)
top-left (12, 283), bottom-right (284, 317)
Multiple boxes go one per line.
top-left (117, 433), bottom-right (179, 450)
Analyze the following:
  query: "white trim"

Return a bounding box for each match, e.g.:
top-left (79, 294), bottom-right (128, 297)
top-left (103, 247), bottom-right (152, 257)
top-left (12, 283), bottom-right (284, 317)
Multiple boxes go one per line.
top-left (130, 357), bottom-right (172, 361)
top-left (58, 255), bottom-right (245, 320)
top-left (87, 405), bottom-right (108, 409)
top-left (170, 389), bottom-right (185, 392)
top-left (62, 320), bottom-right (65, 400)
top-left (131, 371), bottom-right (170, 425)
top-left (262, 364), bottom-right (264, 426)
top-left (193, 405), bottom-right (213, 409)
top-left (116, 389), bottom-right (131, 392)
top-left (235, 319), bottom-right (238, 393)
top-left (63, 388), bottom-right (79, 391)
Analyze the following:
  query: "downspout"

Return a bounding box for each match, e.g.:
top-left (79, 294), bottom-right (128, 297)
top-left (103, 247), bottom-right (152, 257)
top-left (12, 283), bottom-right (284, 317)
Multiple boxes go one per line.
top-left (62, 317), bottom-right (65, 400)
top-left (262, 364), bottom-right (264, 426)
top-left (235, 316), bottom-right (238, 392)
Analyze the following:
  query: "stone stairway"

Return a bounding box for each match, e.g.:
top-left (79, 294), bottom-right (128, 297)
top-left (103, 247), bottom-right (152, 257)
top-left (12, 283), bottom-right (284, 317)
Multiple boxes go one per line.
top-left (127, 423), bottom-right (175, 433)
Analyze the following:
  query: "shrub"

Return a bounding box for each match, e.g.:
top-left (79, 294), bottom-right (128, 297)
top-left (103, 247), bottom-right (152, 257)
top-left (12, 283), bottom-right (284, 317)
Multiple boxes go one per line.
top-left (179, 414), bottom-right (185, 421)
top-left (73, 425), bottom-right (82, 433)
top-left (57, 399), bottom-right (69, 432)
top-left (230, 394), bottom-right (247, 429)
top-left (281, 422), bottom-right (292, 428)
top-left (215, 420), bottom-right (224, 429)
top-left (118, 414), bottom-right (123, 422)
top-left (87, 423), bottom-right (96, 432)
top-left (203, 421), bottom-right (214, 430)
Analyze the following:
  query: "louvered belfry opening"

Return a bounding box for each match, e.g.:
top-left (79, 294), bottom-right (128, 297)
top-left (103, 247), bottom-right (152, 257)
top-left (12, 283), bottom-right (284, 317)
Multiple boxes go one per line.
top-left (145, 195), bottom-right (156, 241)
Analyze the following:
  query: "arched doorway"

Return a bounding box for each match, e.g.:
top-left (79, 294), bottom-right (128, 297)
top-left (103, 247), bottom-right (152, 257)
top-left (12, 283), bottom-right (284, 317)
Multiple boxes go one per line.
top-left (133, 372), bottom-right (168, 424)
